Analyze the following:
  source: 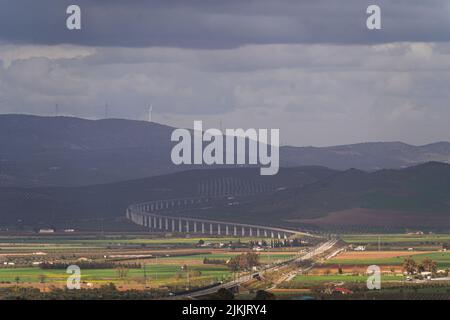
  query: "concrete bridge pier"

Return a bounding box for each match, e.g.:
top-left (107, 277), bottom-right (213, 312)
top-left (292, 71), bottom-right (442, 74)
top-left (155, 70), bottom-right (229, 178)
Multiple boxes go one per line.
top-left (127, 205), bottom-right (303, 241)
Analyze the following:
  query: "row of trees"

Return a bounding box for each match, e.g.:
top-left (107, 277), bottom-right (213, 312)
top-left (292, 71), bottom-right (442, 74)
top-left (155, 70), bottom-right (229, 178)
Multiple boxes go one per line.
top-left (203, 258), bottom-right (227, 265)
top-left (0, 283), bottom-right (165, 300)
top-left (248, 238), bottom-right (305, 248)
top-left (403, 257), bottom-right (437, 275)
top-left (227, 253), bottom-right (259, 272)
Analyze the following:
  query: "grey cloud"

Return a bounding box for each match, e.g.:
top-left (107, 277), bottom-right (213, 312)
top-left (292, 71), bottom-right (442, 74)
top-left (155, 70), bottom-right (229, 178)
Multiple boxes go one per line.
top-left (0, 0), bottom-right (450, 48)
top-left (2, 42), bottom-right (450, 146)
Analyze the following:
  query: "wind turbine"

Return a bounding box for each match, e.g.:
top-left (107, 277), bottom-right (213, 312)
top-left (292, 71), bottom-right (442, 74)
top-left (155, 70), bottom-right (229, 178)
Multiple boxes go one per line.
top-left (148, 105), bottom-right (153, 122)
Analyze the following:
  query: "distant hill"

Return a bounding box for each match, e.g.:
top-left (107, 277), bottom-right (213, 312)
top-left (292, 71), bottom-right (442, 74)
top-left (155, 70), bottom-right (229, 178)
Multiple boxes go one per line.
top-left (1, 163), bottom-right (450, 231)
top-left (1, 114), bottom-right (450, 187)
top-left (0, 166), bottom-right (336, 227)
top-left (210, 162), bottom-right (450, 230)
top-left (282, 141), bottom-right (450, 170)
top-left (0, 114), bottom-right (177, 187)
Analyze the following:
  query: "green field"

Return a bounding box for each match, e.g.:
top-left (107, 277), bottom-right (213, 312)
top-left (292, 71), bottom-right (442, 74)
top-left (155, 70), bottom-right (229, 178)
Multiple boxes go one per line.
top-left (341, 234), bottom-right (450, 244)
top-left (325, 252), bottom-right (450, 268)
top-left (290, 274), bottom-right (402, 283)
top-left (0, 234), bottom-right (298, 289)
top-left (279, 274), bottom-right (404, 290)
top-left (0, 264), bottom-right (231, 285)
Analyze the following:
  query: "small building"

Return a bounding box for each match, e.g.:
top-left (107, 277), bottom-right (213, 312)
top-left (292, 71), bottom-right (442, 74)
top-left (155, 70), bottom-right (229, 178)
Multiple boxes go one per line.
top-left (39, 228), bottom-right (55, 234)
top-left (77, 257), bottom-right (92, 262)
top-left (32, 251), bottom-right (47, 256)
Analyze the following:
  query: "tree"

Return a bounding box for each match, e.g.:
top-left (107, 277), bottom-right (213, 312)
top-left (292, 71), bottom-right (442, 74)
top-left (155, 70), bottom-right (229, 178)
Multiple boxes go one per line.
top-left (403, 257), bottom-right (417, 275)
top-left (254, 290), bottom-right (275, 300)
top-left (213, 288), bottom-right (234, 300)
top-left (227, 253), bottom-right (259, 272)
top-left (116, 266), bottom-right (129, 280)
top-left (227, 259), bottom-right (240, 272)
top-left (39, 274), bottom-right (47, 284)
top-left (421, 257), bottom-right (437, 274)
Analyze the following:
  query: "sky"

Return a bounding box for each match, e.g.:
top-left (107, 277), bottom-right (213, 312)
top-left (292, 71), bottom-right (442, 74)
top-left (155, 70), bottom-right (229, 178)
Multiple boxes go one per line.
top-left (1, 0), bottom-right (450, 146)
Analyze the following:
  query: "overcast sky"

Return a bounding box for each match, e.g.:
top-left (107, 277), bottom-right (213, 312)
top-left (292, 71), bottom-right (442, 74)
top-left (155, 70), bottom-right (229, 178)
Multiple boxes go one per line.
top-left (1, 0), bottom-right (450, 146)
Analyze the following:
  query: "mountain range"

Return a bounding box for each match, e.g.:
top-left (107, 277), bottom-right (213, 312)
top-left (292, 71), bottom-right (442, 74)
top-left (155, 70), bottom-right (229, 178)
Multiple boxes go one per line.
top-left (1, 163), bottom-right (449, 231)
top-left (1, 114), bottom-right (449, 231)
top-left (1, 114), bottom-right (450, 187)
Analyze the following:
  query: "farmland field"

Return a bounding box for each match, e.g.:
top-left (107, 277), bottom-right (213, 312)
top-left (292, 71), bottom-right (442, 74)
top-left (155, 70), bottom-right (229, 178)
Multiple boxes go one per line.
top-left (0, 234), bottom-right (300, 291)
top-left (0, 264), bottom-right (231, 286)
top-left (290, 274), bottom-right (402, 283)
top-left (339, 233), bottom-right (450, 251)
top-left (0, 232), bottom-right (449, 300)
top-left (325, 251), bottom-right (450, 268)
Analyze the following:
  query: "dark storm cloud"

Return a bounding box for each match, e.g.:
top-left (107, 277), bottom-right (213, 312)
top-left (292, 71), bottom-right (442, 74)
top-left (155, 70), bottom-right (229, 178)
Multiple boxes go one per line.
top-left (2, 1), bottom-right (450, 146)
top-left (1, 0), bottom-right (450, 48)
